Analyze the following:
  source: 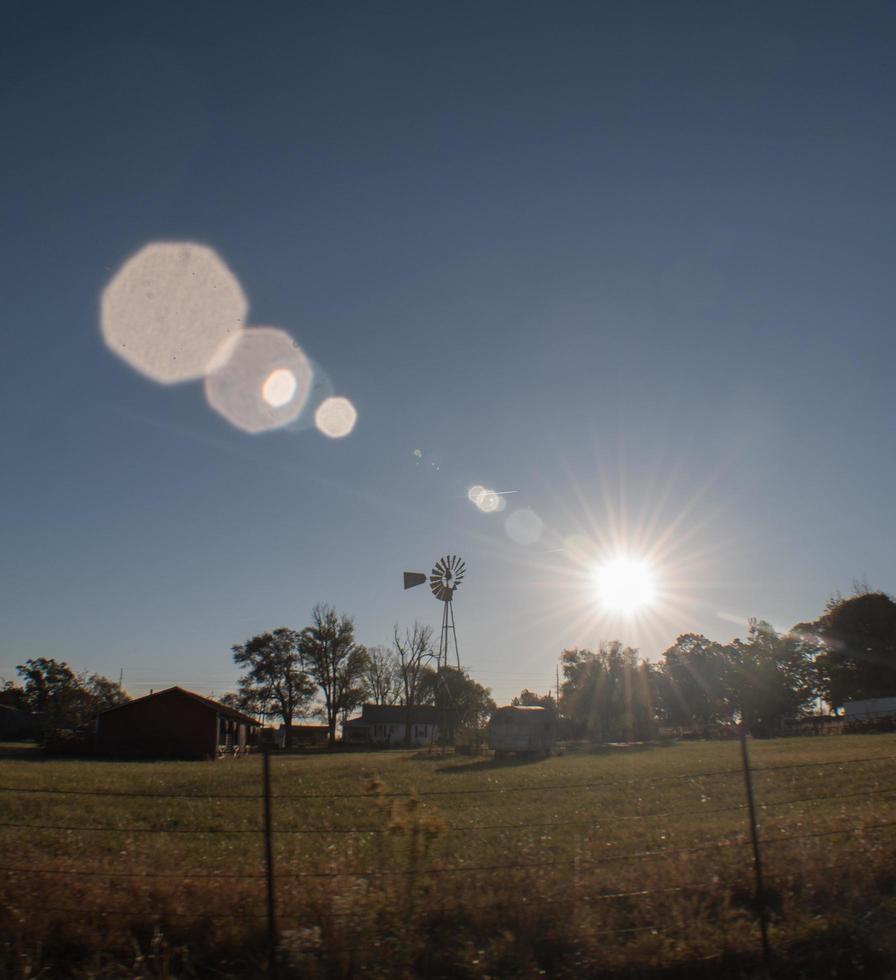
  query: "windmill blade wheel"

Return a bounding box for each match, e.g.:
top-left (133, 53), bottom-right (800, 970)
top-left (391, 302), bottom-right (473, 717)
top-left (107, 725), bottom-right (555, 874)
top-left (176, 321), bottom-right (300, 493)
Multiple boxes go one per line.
top-left (429, 554), bottom-right (465, 600)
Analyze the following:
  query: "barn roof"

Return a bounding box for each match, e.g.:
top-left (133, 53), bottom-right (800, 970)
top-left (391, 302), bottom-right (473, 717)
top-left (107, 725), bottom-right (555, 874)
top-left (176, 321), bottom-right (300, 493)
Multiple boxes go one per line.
top-left (97, 687), bottom-right (260, 726)
top-left (345, 704), bottom-right (444, 726)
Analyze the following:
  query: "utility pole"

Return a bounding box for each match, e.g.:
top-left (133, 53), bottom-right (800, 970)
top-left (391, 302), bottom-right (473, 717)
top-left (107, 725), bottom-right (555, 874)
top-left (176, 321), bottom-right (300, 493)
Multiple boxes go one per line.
top-left (555, 665), bottom-right (560, 705)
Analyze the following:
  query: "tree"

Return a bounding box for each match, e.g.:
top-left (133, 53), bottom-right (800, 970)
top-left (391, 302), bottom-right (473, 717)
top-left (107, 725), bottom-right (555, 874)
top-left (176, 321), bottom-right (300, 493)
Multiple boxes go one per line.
top-left (560, 643), bottom-right (655, 742)
top-left (15, 658), bottom-right (128, 732)
top-left (362, 645), bottom-right (402, 705)
top-left (726, 620), bottom-right (816, 735)
top-left (813, 591), bottom-right (896, 708)
top-left (218, 689), bottom-right (265, 717)
top-left (232, 629), bottom-right (315, 749)
top-left (299, 605), bottom-right (369, 747)
top-left (656, 634), bottom-right (733, 727)
top-left (0, 680), bottom-right (28, 711)
top-left (17, 658), bottom-right (81, 729)
top-left (512, 689), bottom-right (557, 710)
top-left (82, 673), bottom-right (129, 717)
top-left (418, 667), bottom-right (496, 742)
top-left (393, 622), bottom-right (435, 747)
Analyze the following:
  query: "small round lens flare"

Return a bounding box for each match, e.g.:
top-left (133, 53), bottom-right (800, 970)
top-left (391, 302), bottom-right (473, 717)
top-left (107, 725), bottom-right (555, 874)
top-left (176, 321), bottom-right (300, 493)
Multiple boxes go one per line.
top-left (315, 396), bottom-right (357, 439)
top-left (262, 368), bottom-right (297, 408)
top-left (468, 485), bottom-right (487, 505)
top-left (505, 508), bottom-right (543, 546)
top-left (101, 242), bottom-right (247, 384)
top-left (204, 327), bottom-right (312, 433)
top-left (593, 557), bottom-right (656, 615)
top-left (468, 485), bottom-right (503, 513)
top-left (480, 491), bottom-right (500, 512)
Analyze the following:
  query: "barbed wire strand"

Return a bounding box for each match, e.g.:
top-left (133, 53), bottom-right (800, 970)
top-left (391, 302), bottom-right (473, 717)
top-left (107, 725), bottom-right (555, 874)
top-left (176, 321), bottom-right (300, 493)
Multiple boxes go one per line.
top-left (1, 819), bottom-right (892, 882)
top-left (0, 900), bottom-right (700, 946)
top-left (0, 869), bottom-right (807, 930)
top-left (1, 782), bottom-right (892, 837)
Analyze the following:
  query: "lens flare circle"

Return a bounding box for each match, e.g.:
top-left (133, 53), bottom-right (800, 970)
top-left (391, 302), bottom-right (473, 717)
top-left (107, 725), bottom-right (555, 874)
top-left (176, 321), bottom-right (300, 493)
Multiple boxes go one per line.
top-left (262, 368), bottom-right (298, 408)
top-left (593, 557), bottom-right (656, 615)
top-left (101, 242), bottom-right (247, 384)
top-left (505, 508), bottom-right (543, 546)
top-left (468, 485), bottom-right (505, 513)
top-left (315, 396), bottom-right (357, 438)
top-left (468, 484), bottom-right (487, 506)
top-left (204, 327), bottom-right (312, 433)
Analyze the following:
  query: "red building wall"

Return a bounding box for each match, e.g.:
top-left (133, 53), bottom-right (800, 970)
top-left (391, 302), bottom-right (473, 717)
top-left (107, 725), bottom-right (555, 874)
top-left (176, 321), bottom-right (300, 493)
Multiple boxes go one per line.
top-left (97, 689), bottom-right (218, 759)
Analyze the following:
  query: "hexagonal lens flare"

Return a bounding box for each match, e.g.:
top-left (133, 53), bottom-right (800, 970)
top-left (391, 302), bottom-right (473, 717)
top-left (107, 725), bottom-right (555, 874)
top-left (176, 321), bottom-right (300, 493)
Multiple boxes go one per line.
top-left (204, 327), bottom-right (313, 433)
top-left (101, 242), bottom-right (247, 384)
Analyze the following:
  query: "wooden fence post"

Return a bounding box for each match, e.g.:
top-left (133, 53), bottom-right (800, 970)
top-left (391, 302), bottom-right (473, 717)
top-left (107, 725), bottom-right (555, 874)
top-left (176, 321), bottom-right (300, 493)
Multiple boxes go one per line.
top-left (262, 744), bottom-right (278, 980)
top-left (738, 723), bottom-right (771, 962)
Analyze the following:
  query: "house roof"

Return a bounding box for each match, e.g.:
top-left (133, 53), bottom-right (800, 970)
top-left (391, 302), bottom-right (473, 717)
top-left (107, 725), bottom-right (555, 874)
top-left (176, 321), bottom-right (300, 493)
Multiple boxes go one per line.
top-left (345, 704), bottom-right (444, 727)
top-left (97, 687), bottom-right (260, 726)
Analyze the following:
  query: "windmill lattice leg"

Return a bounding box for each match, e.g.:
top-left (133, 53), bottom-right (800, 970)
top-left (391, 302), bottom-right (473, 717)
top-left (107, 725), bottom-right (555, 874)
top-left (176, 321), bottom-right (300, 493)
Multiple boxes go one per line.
top-left (448, 600), bottom-right (460, 669)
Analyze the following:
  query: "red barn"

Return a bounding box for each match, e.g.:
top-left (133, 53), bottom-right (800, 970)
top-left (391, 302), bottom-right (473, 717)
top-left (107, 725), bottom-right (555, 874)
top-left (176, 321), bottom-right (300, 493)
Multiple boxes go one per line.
top-left (96, 687), bottom-right (260, 759)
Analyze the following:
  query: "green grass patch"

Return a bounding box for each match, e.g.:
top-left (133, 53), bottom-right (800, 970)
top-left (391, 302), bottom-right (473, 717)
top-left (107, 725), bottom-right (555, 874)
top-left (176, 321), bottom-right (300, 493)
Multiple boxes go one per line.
top-left (1, 736), bottom-right (895, 977)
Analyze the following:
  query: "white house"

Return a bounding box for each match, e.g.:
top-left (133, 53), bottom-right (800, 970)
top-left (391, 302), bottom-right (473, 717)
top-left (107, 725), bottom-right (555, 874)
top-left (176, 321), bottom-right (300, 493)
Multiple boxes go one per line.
top-left (342, 704), bottom-right (442, 746)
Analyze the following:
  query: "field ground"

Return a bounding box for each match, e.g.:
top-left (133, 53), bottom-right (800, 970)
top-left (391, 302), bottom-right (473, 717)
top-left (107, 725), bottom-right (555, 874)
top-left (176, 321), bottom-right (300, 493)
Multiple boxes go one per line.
top-left (2, 735), bottom-right (896, 977)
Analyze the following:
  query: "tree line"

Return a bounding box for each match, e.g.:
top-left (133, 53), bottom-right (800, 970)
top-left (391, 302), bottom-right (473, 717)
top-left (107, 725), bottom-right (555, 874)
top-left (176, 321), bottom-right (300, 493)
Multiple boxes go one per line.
top-left (228, 604), bottom-right (494, 747)
top-left (5, 589), bottom-right (892, 747)
top-left (526, 589), bottom-right (896, 741)
top-left (0, 605), bottom-right (496, 749)
top-left (0, 658), bottom-right (128, 735)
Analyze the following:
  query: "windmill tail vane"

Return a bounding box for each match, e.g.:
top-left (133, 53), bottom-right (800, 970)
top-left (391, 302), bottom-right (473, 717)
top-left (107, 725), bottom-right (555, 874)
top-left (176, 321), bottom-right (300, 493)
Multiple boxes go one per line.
top-left (403, 572), bottom-right (427, 590)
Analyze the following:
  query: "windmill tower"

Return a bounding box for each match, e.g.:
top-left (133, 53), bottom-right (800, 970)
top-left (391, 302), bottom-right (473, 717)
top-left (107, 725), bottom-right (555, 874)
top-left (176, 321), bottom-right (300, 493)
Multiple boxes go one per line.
top-left (404, 555), bottom-right (465, 670)
top-left (404, 555), bottom-right (466, 747)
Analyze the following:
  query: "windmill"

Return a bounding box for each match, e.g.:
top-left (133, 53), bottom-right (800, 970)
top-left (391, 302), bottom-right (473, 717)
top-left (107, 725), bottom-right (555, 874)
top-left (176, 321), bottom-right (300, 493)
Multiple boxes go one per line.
top-left (403, 555), bottom-right (465, 670)
top-left (404, 555), bottom-right (466, 748)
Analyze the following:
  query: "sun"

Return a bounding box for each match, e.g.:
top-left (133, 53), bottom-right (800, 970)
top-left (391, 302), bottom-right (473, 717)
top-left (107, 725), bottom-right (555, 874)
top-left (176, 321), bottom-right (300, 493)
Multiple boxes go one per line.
top-left (593, 557), bottom-right (657, 615)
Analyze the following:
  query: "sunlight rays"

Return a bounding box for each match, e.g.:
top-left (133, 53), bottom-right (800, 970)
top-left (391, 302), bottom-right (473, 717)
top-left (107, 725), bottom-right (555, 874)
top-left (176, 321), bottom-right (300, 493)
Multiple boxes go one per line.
top-left (466, 443), bottom-right (744, 663)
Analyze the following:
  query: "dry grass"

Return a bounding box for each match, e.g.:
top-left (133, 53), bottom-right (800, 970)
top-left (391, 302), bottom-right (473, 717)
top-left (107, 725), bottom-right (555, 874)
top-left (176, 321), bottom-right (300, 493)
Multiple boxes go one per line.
top-left (2, 735), bottom-right (896, 977)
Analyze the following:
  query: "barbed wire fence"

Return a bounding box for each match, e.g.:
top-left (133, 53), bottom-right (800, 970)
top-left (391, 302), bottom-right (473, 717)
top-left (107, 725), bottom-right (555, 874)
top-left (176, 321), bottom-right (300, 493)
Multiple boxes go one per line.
top-left (1, 739), bottom-right (895, 977)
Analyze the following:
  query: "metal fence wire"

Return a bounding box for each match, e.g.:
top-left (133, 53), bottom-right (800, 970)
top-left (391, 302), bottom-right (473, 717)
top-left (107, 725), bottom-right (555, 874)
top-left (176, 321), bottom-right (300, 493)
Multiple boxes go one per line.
top-left (1, 736), bottom-right (895, 976)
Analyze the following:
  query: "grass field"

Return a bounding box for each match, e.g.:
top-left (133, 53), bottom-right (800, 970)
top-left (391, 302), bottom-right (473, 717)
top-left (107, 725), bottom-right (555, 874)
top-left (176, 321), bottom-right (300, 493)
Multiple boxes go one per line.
top-left (2, 735), bottom-right (896, 978)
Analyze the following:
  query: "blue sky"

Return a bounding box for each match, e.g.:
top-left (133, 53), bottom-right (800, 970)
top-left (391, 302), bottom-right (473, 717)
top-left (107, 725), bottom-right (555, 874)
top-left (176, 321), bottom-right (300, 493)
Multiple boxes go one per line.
top-left (2, 2), bottom-right (894, 705)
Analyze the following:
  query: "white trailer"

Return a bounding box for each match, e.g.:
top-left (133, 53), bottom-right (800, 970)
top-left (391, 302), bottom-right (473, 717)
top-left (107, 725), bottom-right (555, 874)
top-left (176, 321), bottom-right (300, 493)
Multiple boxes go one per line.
top-left (488, 705), bottom-right (557, 757)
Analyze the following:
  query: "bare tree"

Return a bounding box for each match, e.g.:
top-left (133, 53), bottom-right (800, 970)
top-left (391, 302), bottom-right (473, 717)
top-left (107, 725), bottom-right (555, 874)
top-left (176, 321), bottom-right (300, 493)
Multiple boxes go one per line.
top-left (363, 645), bottom-right (402, 706)
top-left (393, 622), bottom-right (435, 747)
top-left (299, 604), bottom-right (369, 747)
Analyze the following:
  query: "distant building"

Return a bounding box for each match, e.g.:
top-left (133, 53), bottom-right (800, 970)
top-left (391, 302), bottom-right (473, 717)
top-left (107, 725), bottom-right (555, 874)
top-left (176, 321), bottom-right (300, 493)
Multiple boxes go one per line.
top-left (275, 723), bottom-right (329, 748)
top-left (843, 697), bottom-right (896, 722)
top-left (0, 704), bottom-right (42, 739)
top-left (488, 705), bottom-right (557, 756)
top-left (342, 704), bottom-right (442, 746)
top-left (95, 687), bottom-right (260, 759)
